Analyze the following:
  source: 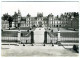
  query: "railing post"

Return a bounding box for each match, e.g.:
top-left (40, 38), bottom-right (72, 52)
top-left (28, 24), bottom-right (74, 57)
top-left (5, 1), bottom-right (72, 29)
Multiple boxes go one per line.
top-left (18, 30), bottom-right (21, 43)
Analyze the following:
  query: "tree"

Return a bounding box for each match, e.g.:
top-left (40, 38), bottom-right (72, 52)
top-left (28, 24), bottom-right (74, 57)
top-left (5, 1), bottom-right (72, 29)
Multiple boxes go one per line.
top-left (1, 13), bottom-right (9, 21)
top-left (7, 15), bottom-right (13, 30)
top-left (72, 12), bottom-right (79, 30)
top-left (2, 13), bottom-right (13, 30)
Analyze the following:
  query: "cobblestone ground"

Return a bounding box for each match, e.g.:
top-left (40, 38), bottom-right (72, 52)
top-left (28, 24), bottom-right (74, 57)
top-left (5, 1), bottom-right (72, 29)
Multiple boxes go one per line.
top-left (1, 44), bottom-right (79, 57)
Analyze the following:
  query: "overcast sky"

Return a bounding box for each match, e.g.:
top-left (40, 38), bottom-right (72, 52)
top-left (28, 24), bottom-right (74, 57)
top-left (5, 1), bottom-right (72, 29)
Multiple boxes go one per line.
top-left (1, 2), bottom-right (79, 17)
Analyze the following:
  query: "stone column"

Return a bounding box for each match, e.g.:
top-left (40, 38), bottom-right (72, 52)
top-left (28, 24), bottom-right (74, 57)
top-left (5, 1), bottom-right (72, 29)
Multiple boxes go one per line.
top-left (18, 30), bottom-right (21, 43)
top-left (58, 31), bottom-right (60, 43)
top-left (12, 22), bottom-right (15, 28)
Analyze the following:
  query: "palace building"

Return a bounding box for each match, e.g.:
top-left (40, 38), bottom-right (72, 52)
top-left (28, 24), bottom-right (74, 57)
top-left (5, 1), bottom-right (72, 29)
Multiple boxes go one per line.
top-left (2, 10), bottom-right (79, 30)
top-left (20, 12), bottom-right (61, 28)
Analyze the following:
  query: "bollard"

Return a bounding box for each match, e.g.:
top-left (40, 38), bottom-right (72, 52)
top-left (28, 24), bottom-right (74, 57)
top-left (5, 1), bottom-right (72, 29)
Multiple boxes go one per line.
top-left (31, 43), bottom-right (34, 46)
top-left (23, 44), bottom-right (25, 46)
top-left (43, 43), bottom-right (45, 46)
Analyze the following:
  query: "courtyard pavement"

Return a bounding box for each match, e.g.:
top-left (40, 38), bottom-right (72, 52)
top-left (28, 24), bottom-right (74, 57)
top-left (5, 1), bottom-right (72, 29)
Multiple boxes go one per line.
top-left (1, 44), bottom-right (79, 57)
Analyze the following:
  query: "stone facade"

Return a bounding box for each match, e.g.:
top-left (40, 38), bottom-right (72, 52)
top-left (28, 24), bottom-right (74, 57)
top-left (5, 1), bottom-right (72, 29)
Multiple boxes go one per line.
top-left (26, 14), bottom-right (31, 27)
top-left (2, 10), bottom-right (78, 30)
top-left (48, 13), bottom-right (54, 28)
top-left (36, 13), bottom-right (43, 27)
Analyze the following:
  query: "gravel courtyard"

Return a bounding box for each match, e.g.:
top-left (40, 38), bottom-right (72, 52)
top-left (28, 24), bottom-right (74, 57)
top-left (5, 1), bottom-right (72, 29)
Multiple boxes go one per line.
top-left (1, 44), bottom-right (79, 57)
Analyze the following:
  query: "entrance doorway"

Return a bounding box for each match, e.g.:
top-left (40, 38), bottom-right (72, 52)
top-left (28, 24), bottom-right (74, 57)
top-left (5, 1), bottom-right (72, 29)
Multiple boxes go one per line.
top-left (34, 28), bottom-right (45, 44)
top-left (38, 21), bottom-right (42, 27)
